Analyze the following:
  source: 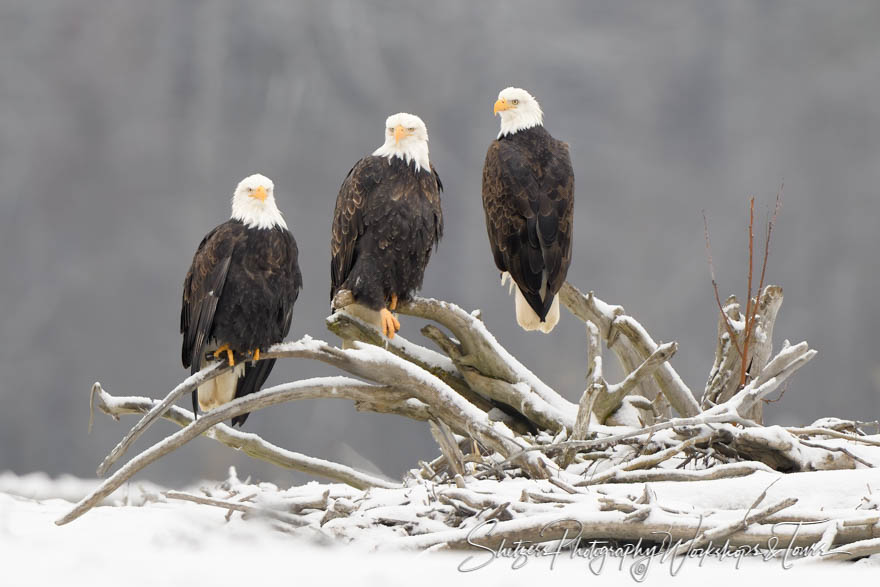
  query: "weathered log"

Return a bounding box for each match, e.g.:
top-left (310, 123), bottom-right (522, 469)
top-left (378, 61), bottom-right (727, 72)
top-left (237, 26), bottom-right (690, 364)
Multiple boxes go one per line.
top-left (559, 282), bottom-right (700, 418)
top-left (702, 285), bottom-right (784, 423)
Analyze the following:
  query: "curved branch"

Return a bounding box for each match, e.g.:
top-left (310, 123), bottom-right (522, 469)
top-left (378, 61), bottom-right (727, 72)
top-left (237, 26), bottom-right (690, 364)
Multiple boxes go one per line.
top-left (420, 324), bottom-right (565, 434)
top-left (332, 290), bottom-right (576, 432)
top-left (96, 361), bottom-right (231, 476)
top-left (325, 312), bottom-right (497, 416)
top-left (70, 335), bottom-right (558, 526)
top-left (90, 384), bottom-right (402, 492)
top-left (58, 376), bottom-right (402, 525)
top-left (372, 293), bottom-right (575, 419)
top-left (559, 282), bottom-right (700, 418)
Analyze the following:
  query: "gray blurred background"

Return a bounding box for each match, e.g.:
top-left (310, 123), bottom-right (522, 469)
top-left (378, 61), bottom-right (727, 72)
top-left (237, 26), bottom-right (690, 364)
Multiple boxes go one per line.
top-left (1, 1), bottom-right (878, 486)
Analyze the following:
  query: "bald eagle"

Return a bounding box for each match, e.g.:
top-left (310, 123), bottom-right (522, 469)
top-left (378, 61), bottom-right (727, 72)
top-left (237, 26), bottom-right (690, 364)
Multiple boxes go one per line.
top-left (482, 87), bottom-right (574, 333)
top-left (330, 113), bottom-right (443, 340)
top-left (181, 173), bottom-right (302, 426)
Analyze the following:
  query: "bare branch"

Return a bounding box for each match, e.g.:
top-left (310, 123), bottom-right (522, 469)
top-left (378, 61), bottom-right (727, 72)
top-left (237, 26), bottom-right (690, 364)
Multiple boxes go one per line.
top-left (96, 361), bottom-right (231, 476)
top-left (681, 496), bottom-right (798, 552)
top-left (703, 210), bottom-right (744, 360)
top-left (596, 341), bottom-right (678, 423)
top-left (572, 321), bottom-right (602, 441)
top-left (600, 461), bottom-right (774, 483)
top-left (164, 491), bottom-right (311, 526)
top-left (429, 420), bottom-right (466, 477)
top-left (59, 375), bottom-right (407, 525)
top-left (742, 196), bottom-right (756, 387)
top-left (91, 385), bottom-right (400, 491)
top-left (560, 282), bottom-right (700, 418)
top-left (575, 432), bottom-right (713, 486)
top-left (332, 291), bottom-right (576, 433)
top-left (325, 312), bottom-right (476, 404)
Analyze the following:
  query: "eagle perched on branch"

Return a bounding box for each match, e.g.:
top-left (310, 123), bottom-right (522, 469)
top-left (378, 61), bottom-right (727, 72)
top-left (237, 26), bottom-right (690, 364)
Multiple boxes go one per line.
top-left (181, 174), bottom-right (302, 426)
top-left (482, 87), bottom-right (574, 333)
top-left (330, 113), bottom-right (443, 340)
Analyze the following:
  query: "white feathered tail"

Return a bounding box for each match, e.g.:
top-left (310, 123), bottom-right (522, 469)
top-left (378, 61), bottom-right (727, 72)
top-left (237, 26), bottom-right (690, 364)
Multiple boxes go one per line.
top-left (197, 346), bottom-right (246, 411)
top-left (502, 272), bottom-right (560, 334)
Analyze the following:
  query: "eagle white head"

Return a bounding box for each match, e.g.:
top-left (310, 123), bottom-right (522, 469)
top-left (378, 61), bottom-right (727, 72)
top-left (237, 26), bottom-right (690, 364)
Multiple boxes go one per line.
top-left (494, 87), bottom-right (544, 138)
top-left (372, 112), bottom-right (431, 172)
top-left (231, 173), bottom-right (287, 230)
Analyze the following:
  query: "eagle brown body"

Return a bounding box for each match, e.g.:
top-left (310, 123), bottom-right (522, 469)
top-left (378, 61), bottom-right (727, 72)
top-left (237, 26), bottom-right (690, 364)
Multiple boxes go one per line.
top-left (181, 218), bottom-right (301, 426)
top-left (330, 155), bottom-right (443, 318)
top-left (482, 124), bottom-right (574, 331)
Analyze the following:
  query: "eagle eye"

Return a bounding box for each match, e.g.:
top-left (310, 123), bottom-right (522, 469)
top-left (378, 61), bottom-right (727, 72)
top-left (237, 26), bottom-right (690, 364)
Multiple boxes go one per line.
top-left (511, 99), bottom-right (520, 105)
top-left (408, 127), bottom-right (415, 132)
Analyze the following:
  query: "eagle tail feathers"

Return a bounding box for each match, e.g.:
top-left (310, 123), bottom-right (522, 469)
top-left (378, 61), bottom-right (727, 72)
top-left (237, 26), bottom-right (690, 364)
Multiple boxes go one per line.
top-left (230, 359), bottom-right (276, 427)
top-left (513, 285), bottom-right (559, 334)
top-left (196, 362), bottom-right (245, 416)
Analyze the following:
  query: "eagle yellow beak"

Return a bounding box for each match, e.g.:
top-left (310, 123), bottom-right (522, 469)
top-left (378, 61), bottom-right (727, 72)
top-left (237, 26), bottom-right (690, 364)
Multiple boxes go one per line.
top-left (393, 124), bottom-right (409, 145)
top-left (251, 185), bottom-right (268, 201)
top-left (494, 98), bottom-right (513, 115)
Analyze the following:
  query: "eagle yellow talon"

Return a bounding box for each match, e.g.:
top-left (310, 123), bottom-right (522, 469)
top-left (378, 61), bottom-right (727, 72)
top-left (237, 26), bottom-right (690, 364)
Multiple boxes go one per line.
top-left (252, 348), bottom-right (260, 362)
top-left (214, 344), bottom-right (235, 366)
top-left (380, 308), bottom-right (401, 339)
top-left (389, 294), bottom-right (398, 311)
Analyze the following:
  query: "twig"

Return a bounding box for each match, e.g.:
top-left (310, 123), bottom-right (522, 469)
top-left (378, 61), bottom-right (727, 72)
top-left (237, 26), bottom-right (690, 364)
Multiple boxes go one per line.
top-left (798, 438), bottom-right (874, 468)
top-left (755, 186), bottom-right (783, 322)
top-left (786, 427), bottom-right (880, 447)
top-left (548, 477), bottom-right (580, 494)
top-left (703, 211), bottom-right (744, 360)
top-left (680, 496), bottom-right (797, 552)
top-left (599, 461), bottom-right (774, 483)
top-left (575, 433), bottom-right (713, 486)
top-left (429, 420), bottom-right (466, 477)
top-left (741, 196), bottom-right (756, 387)
top-left (164, 491), bottom-right (310, 526)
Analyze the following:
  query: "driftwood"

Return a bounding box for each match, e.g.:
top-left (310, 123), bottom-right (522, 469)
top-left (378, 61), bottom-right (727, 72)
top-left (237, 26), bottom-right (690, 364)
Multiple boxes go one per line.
top-left (89, 382), bottom-right (399, 490)
top-left (57, 281), bottom-right (877, 566)
top-left (118, 465), bottom-right (879, 559)
top-left (702, 285), bottom-right (784, 422)
top-left (559, 282), bottom-right (701, 419)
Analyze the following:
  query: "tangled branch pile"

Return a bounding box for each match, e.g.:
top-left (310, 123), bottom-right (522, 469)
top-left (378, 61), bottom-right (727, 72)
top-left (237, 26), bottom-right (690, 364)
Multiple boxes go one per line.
top-left (58, 284), bottom-right (880, 561)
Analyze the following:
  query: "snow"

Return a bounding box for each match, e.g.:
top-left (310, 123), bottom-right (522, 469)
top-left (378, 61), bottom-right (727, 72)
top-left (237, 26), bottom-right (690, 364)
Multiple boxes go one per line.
top-left (383, 329), bottom-right (460, 374)
top-left (0, 471), bottom-right (163, 505)
top-left (325, 312), bottom-right (461, 375)
top-left (1, 472), bottom-right (877, 585)
top-left (266, 334), bottom-right (323, 353)
top-left (597, 468), bottom-right (878, 513)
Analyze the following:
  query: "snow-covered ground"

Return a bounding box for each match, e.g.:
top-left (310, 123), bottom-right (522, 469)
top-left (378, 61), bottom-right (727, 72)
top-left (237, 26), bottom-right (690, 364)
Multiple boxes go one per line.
top-left (1, 471), bottom-right (877, 586)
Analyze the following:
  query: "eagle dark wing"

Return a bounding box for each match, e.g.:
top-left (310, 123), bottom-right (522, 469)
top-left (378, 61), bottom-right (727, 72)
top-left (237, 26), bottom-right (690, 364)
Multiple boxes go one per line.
top-left (430, 164), bottom-right (444, 242)
top-left (482, 137), bottom-right (574, 320)
top-left (181, 223), bottom-right (240, 373)
top-left (330, 157), bottom-right (381, 301)
top-left (267, 227), bottom-right (301, 338)
top-left (539, 140), bottom-right (575, 298)
top-left (230, 229), bottom-right (301, 427)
